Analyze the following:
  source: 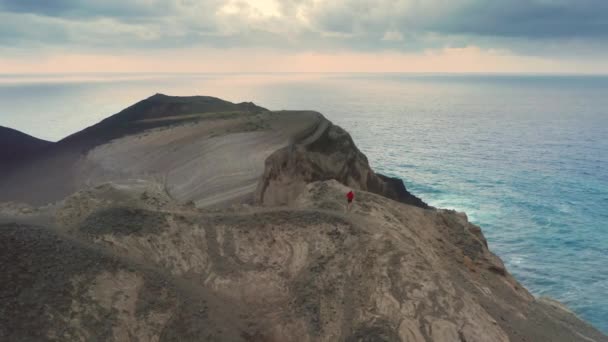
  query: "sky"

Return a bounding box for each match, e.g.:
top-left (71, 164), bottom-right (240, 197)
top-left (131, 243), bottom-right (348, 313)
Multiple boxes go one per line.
top-left (1, 0), bottom-right (607, 73)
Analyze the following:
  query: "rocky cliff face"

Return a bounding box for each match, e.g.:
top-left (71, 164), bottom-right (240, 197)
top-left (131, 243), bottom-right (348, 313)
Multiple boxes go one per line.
top-left (256, 120), bottom-right (429, 209)
top-left (0, 95), bottom-right (606, 342)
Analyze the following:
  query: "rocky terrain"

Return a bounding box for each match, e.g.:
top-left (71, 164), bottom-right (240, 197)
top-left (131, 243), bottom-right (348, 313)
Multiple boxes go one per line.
top-left (1, 94), bottom-right (606, 342)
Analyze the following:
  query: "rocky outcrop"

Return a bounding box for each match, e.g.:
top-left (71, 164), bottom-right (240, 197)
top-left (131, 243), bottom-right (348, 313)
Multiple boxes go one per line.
top-left (3, 180), bottom-right (606, 342)
top-left (256, 119), bottom-right (428, 208)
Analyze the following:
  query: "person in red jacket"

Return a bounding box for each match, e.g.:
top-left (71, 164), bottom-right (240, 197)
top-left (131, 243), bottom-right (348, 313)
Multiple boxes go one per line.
top-left (346, 190), bottom-right (355, 212)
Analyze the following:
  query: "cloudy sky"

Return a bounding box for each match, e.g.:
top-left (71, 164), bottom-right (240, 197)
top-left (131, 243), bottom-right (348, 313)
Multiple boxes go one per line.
top-left (1, 0), bottom-right (607, 73)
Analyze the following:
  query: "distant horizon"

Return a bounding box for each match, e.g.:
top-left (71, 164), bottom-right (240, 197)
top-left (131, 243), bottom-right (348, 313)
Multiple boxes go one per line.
top-left (3, 71), bottom-right (608, 76)
top-left (3, 72), bottom-right (608, 143)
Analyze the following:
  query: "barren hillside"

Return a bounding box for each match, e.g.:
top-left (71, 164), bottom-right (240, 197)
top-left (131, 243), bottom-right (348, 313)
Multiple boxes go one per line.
top-left (0, 95), bottom-right (605, 342)
top-left (0, 126), bottom-right (51, 170)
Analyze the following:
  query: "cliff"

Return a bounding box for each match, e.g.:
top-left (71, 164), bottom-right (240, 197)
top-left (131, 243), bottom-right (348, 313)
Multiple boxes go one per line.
top-left (256, 119), bottom-right (429, 208)
top-left (0, 95), bottom-right (605, 342)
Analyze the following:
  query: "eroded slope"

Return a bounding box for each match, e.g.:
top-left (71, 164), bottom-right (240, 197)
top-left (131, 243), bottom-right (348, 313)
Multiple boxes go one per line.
top-left (1, 180), bottom-right (597, 341)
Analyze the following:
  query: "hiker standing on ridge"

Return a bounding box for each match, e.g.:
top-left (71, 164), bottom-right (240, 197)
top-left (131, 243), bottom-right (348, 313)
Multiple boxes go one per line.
top-left (346, 190), bottom-right (355, 212)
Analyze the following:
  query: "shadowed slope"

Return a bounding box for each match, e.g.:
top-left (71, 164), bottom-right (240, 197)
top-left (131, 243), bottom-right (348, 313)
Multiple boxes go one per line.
top-left (0, 126), bottom-right (52, 172)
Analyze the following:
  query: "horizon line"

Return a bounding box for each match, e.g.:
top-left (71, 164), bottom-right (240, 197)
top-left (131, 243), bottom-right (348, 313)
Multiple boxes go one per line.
top-left (2, 71), bottom-right (608, 76)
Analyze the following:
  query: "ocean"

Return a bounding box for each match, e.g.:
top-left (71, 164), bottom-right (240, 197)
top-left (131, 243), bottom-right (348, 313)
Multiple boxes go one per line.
top-left (1, 73), bottom-right (607, 333)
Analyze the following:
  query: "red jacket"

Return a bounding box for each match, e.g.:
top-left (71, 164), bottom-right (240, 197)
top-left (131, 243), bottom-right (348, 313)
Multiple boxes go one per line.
top-left (346, 191), bottom-right (354, 200)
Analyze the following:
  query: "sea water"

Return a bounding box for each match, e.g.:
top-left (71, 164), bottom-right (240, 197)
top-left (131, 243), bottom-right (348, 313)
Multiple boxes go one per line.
top-left (1, 73), bottom-right (607, 332)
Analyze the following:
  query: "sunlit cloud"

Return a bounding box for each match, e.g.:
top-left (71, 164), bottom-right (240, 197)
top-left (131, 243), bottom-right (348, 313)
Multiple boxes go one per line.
top-left (219, 0), bottom-right (282, 18)
top-left (382, 31), bottom-right (404, 42)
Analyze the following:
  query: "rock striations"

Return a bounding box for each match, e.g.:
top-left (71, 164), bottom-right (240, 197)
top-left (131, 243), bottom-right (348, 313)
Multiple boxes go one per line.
top-left (0, 95), bottom-right (606, 342)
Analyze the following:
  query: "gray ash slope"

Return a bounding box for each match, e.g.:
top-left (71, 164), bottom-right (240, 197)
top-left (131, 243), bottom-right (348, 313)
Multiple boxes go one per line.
top-left (0, 95), bottom-right (605, 342)
top-left (0, 94), bottom-right (273, 205)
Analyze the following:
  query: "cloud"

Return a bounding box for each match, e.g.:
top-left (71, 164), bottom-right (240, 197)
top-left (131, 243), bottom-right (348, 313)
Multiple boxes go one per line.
top-left (0, 0), bottom-right (607, 71)
top-left (434, 0), bottom-right (608, 39)
top-left (2, 0), bottom-right (607, 48)
top-left (306, 0), bottom-right (608, 39)
top-left (382, 31), bottom-right (404, 42)
top-left (0, 0), bottom-right (178, 18)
